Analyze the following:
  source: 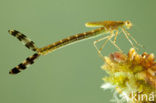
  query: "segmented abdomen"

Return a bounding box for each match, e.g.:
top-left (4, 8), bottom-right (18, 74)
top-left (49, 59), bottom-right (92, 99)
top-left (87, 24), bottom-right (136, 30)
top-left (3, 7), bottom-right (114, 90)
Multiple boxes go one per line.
top-left (38, 27), bottom-right (106, 55)
top-left (8, 30), bottom-right (38, 51)
top-left (9, 53), bottom-right (40, 74)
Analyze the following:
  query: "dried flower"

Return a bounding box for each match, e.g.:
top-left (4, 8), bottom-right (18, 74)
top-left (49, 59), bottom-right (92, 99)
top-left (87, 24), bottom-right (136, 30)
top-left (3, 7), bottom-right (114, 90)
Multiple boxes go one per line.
top-left (101, 48), bottom-right (156, 103)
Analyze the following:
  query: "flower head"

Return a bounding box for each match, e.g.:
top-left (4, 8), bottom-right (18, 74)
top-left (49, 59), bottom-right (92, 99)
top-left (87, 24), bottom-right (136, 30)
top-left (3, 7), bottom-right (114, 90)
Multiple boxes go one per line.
top-left (101, 48), bottom-right (156, 103)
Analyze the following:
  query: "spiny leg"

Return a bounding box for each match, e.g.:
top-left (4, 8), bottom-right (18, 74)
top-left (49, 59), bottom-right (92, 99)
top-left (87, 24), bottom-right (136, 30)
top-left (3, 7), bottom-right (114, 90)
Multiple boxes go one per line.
top-left (8, 30), bottom-right (38, 51)
top-left (9, 53), bottom-right (40, 74)
top-left (93, 35), bottom-right (112, 59)
top-left (113, 30), bottom-right (119, 43)
top-left (121, 28), bottom-right (144, 49)
top-left (99, 31), bottom-right (115, 52)
top-left (99, 32), bottom-right (122, 53)
top-left (110, 31), bottom-right (123, 52)
top-left (109, 39), bottom-right (123, 52)
top-left (121, 28), bottom-right (137, 50)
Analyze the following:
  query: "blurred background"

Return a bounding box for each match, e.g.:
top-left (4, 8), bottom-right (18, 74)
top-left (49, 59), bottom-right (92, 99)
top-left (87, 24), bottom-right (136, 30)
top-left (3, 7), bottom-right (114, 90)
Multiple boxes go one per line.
top-left (0, 0), bottom-right (156, 103)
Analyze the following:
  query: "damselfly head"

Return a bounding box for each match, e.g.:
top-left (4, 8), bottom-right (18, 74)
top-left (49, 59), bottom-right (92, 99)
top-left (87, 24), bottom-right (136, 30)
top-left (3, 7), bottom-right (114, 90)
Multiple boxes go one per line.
top-left (124, 20), bottom-right (132, 29)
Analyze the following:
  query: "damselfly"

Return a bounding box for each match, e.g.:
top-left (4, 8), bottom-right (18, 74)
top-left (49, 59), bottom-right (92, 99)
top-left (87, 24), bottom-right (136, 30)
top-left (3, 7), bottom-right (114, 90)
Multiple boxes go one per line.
top-left (8, 20), bottom-right (141, 74)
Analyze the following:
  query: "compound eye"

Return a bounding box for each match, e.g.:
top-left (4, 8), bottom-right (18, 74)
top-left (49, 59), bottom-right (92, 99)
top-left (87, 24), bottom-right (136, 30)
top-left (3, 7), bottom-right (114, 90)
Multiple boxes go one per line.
top-left (125, 21), bottom-right (132, 29)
